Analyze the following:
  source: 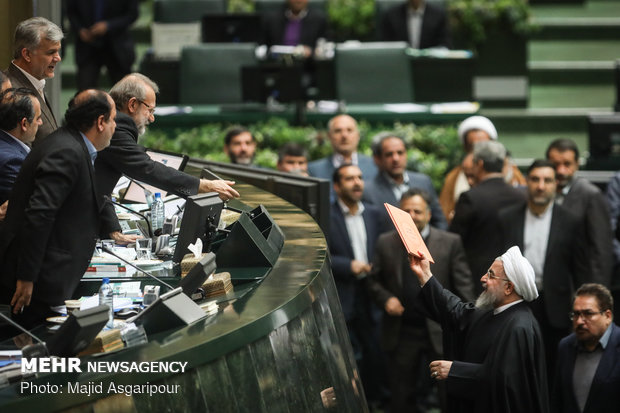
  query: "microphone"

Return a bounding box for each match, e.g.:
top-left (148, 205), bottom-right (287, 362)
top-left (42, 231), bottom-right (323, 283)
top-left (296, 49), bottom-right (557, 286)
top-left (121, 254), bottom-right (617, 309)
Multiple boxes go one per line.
top-left (101, 246), bottom-right (175, 291)
top-left (0, 310), bottom-right (49, 359)
top-left (105, 196), bottom-right (153, 238)
top-left (129, 179), bottom-right (155, 205)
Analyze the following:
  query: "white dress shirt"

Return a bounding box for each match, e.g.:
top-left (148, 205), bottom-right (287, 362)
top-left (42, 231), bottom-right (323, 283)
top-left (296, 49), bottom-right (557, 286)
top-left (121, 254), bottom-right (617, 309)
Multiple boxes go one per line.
top-left (524, 204), bottom-right (553, 290)
top-left (338, 198), bottom-right (369, 278)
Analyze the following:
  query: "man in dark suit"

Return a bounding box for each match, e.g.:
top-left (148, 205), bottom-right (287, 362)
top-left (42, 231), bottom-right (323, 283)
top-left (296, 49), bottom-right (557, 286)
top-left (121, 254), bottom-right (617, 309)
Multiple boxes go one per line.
top-left (0, 88), bottom-right (42, 206)
top-left (96, 74), bottom-right (239, 242)
top-left (546, 138), bottom-right (613, 288)
top-left (261, 0), bottom-right (328, 54)
top-left (552, 283), bottom-right (620, 413)
top-left (0, 89), bottom-right (117, 329)
top-left (368, 188), bottom-right (475, 413)
top-left (450, 140), bottom-right (526, 293)
top-left (67, 0), bottom-right (138, 90)
top-left (308, 114), bottom-right (377, 200)
top-left (5, 17), bottom-right (63, 142)
top-left (308, 114), bottom-right (377, 180)
top-left (498, 159), bottom-right (590, 378)
top-left (380, 0), bottom-right (451, 49)
top-left (327, 163), bottom-right (385, 407)
top-left (363, 132), bottom-right (447, 230)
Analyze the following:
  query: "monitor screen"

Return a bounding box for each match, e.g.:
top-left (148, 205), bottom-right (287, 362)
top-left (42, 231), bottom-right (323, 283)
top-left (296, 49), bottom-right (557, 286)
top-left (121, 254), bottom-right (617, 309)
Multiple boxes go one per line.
top-left (46, 305), bottom-right (109, 357)
top-left (200, 162), bottom-right (330, 234)
top-left (201, 13), bottom-right (261, 43)
top-left (173, 192), bottom-right (224, 263)
top-left (179, 252), bottom-right (217, 296)
top-left (241, 64), bottom-right (304, 103)
top-left (121, 149), bottom-right (189, 203)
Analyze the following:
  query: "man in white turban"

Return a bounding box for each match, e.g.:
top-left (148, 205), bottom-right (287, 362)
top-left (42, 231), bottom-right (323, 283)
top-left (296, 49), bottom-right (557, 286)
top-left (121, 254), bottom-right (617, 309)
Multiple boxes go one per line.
top-left (439, 115), bottom-right (526, 223)
top-left (408, 247), bottom-right (549, 413)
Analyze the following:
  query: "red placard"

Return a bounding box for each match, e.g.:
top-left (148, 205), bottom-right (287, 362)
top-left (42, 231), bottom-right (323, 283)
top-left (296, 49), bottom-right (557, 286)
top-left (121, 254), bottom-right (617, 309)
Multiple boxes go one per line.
top-left (384, 203), bottom-right (434, 263)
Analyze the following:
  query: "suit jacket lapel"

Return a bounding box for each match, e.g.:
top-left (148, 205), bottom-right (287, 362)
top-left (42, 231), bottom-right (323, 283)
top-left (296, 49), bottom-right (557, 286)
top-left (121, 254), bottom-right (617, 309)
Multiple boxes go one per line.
top-left (0, 130), bottom-right (28, 156)
top-left (8, 64), bottom-right (58, 131)
top-left (41, 92), bottom-right (58, 130)
top-left (545, 204), bottom-right (561, 264)
top-left (590, 325), bottom-right (619, 384)
top-left (332, 203), bottom-right (354, 258)
top-left (515, 206), bottom-right (525, 248)
top-left (375, 173), bottom-right (398, 205)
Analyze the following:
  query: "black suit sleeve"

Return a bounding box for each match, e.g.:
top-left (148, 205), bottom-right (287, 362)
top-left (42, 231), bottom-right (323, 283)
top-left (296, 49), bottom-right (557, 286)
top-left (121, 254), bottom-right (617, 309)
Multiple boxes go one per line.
top-left (449, 192), bottom-right (474, 241)
top-left (367, 238), bottom-right (397, 308)
top-left (97, 132), bottom-right (200, 198)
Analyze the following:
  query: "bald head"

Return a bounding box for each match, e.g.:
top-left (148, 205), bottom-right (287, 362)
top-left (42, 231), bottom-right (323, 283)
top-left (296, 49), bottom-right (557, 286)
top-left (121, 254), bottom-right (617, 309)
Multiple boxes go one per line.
top-left (328, 114), bottom-right (360, 158)
top-left (65, 89), bottom-right (116, 150)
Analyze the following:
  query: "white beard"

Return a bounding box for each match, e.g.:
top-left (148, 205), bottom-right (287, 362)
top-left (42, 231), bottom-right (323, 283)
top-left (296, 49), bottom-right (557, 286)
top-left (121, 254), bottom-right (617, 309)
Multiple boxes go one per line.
top-left (475, 289), bottom-right (496, 309)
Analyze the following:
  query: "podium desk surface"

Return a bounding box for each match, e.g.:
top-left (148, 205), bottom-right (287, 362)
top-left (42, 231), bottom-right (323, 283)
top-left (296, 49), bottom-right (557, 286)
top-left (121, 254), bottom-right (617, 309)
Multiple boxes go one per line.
top-left (0, 180), bottom-right (367, 412)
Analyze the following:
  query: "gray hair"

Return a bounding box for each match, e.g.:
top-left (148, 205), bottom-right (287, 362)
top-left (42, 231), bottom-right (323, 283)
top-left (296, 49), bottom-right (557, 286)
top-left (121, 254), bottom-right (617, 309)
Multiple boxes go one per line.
top-left (327, 114), bottom-right (358, 133)
top-left (473, 141), bottom-right (506, 173)
top-left (109, 73), bottom-right (159, 110)
top-left (14, 17), bottom-right (63, 59)
top-left (371, 131), bottom-right (405, 157)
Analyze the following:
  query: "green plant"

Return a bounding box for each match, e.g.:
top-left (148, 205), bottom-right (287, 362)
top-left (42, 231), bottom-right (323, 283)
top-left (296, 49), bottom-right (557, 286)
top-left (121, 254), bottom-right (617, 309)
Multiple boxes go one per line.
top-left (448, 0), bottom-right (535, 49)
top-left (229, 0), bottom-right (254, 12)
top-left (327, 0), bottom-right (376, 41)
top-left (141, 118), bottom-right (462, 191)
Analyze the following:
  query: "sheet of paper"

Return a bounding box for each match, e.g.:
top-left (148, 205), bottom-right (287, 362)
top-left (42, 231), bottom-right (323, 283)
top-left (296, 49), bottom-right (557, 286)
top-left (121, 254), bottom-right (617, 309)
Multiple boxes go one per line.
top-left (384, 203), bottom-right (434, 263)
top-left (383, 103), bottom-right (428, 113)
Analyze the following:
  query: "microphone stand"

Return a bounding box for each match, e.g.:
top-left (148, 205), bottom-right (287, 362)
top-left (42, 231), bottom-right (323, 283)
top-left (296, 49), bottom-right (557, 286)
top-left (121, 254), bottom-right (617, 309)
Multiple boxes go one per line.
top-left (101, 246), bottom-right (176, 291)
top-left (0, 312), bottom-right (49, 358)
top-left (105, 196), bottom-right (153, 238)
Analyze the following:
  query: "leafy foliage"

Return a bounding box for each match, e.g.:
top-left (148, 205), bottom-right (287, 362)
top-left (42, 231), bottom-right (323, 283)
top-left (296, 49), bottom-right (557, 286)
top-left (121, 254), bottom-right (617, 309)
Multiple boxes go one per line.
top-left (141, 118), bottom-right (462, 191)
top-left (449, 0), bottom-right (535, 48)
top-left (327, 0), bottom-right (376, 41)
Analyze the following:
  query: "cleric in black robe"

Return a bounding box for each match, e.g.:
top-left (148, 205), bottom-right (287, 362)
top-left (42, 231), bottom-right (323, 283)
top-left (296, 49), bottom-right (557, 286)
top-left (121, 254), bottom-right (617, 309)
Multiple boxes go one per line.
top-left (409, 246), bottom-right (549, 413)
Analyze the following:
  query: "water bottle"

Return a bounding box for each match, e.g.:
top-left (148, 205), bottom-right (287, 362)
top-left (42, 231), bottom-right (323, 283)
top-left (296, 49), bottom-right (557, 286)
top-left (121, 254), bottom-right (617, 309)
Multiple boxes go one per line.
top-left (151, 192), bottom-right (165, 232)
top-left (99, 277), bottom-right (114, 329)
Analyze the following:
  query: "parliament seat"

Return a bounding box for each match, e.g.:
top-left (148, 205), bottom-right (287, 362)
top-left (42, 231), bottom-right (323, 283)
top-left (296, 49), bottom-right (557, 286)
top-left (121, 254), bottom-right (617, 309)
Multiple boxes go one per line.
top-left (153, 0), bottom-right (226, 23)
top-left (179, 43), bottom-right (258, 104)
top-left (254, 0), bottom-right (327, 14)
top-left (334, 42), bottom-right (413, 104)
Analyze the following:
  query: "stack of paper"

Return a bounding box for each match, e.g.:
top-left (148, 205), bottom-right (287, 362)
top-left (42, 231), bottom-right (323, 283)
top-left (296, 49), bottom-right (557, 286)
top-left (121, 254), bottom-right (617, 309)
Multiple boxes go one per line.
top-left (201, 302), bottom-right (219, 316)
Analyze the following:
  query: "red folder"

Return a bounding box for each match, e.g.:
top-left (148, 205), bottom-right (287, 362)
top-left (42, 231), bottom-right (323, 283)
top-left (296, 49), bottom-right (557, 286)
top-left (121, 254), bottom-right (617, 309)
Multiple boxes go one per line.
top-left (384, 203), bottom-right (434, 263)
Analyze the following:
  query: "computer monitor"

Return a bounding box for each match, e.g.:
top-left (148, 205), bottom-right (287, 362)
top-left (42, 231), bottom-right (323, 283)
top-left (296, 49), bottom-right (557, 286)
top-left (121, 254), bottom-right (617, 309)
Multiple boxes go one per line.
top-left (121, 149), bottom-right (189, 203)
top-left (200, 162), bottom-right (330, 234)
top-left (179, 252), bottom-right (217, 296)
top-left (201, 13), bottom-right (261, 43)
top-left (241, 64), bottom-right (305, 103)
top-left (587, 114), bottom-right (620, 170)
top-left (173, 192), bottom-right (224, 263)
top-left (46, 305), bottom-right (109, 357)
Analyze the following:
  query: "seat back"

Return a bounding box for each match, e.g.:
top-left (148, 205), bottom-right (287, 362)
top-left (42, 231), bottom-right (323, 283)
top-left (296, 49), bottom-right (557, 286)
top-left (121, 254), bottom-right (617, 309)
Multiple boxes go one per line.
top-left (153, 0), bottom-right (226, 23)
top-left (334, 42), bottom-right (413, 104)
top-left (179, 43), bottom-right (258, 104)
